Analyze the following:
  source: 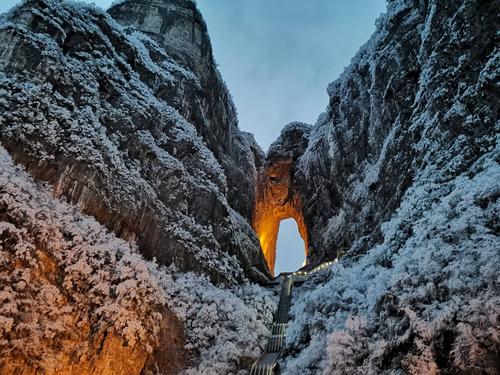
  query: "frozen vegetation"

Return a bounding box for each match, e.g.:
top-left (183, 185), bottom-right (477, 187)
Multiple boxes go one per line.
top-left (0, 146), bottom-right (275, 373)
top-left (279, 0), bottom-right (500, 373)
top-left (284, 144), bottom-right (500, 374)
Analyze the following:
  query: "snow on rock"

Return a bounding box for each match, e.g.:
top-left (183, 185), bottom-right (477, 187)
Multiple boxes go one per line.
top-left (0, 145), bottom-right (276, 374)
top-left (283, 146), bottom-right (499, 373)
top-left (293, 0), bottom-right (499, 264)
top-left (276, 0), bottom-right (500, 372)
top-left (0, 0), bottom-right (270, 285)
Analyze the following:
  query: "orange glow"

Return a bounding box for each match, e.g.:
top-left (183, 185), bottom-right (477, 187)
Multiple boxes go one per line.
top-left (253, 160), bottom-right (308, 275)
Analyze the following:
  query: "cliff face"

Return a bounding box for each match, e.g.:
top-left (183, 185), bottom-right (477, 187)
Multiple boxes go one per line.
top-left (108, 0), bottom-right (261, 222)
top-left (0, 0), bottom-right (270, 284)
top-left (276, 0), bottom-right (500, 373)
top-left (0, 144), bottom-right (275, 375)
top-left (277, 0), bottom-right (499, 265)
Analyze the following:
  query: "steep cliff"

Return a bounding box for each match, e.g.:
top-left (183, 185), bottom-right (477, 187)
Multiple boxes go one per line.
top-left (289, 0), bottom-right (499, 265)
top-left (257, 0), bottom-right (499, 267)
top-left (0, 145), bottom-right (275, 374)
top-left (0, 0), bottom-right (270, 285)
top-left (275, 0), bottom-right (499, 373)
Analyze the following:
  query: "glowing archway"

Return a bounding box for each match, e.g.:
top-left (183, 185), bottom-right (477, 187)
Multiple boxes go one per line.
top-left (253, 158), bottom-right (308, 275)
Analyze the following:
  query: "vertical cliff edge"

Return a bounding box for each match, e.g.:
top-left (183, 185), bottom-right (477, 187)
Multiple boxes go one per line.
top-left (270, 0), bottom-right (499, 373)
top-left (0, 0), bottom-right (270, 285)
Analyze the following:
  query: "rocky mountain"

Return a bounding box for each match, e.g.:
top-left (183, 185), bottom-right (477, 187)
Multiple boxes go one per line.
top-left (268, 0), bottom-right (499, 268)
top-left (270, 0), bottom-right (499, 373)
top-left (0, 0), bottom-right (270, 285)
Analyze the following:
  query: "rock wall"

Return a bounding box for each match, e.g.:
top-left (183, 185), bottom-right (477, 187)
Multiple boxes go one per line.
top-left (0, 0), bottom-right (270, 284)
top-left (108, 0), bottom-right (261, 222)
top-left (276, 0), bottom-right (499, 373)
top-left (281, 0), bottom-right (499, 265)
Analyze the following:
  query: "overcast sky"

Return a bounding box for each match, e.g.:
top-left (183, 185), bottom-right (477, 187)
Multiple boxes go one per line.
top-left (1, 0), bottom-right (386, 274)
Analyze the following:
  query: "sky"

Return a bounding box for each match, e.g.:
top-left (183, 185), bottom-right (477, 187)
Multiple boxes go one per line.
top-left (0, 0), bottom-right (386, 274)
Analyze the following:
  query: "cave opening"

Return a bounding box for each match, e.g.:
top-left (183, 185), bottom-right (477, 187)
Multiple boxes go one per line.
top-left (275, 218), bottom-right (306, 275)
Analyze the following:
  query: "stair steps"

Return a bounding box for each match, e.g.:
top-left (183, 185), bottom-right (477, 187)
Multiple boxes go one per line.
top-left (249, 275), bottom-right (294, 375)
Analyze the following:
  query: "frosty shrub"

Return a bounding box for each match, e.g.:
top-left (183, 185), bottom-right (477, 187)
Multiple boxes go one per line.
top-left (0, 147), bottom-right (165, 371)
top-left (150, 265), bottom-right (276, 374)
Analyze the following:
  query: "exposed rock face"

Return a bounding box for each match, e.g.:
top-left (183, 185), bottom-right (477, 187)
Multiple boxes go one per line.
top-left (108, 0), bottom-right (260, 221)
top-left (0, 0), bottom-right (270, 284)
top-left (282, 0), bottom-right (499, 265)
top-left (0, 143), bottom-right (276, 375)
top-left (253, 122), bottom-right (311, 274)
top-left (0, 147), bottom-right (187, 375)
top-left (277, 0), bottom-right (500, 373)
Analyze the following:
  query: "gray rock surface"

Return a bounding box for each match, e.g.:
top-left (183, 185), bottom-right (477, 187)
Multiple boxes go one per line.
top-left (277, 0), bottom-right (499, 265)
top-left (253, 122), bottom-right (311, 274)
top-left (0, 0), bottom-right (270, 284)
top-left (275, 0), bottom-right (499, 373)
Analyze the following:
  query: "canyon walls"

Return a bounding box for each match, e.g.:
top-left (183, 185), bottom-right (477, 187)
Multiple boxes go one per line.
top-left (277, 0), bottom-right (500, 373)
top-left (0, 0), bottom-right (270, 284)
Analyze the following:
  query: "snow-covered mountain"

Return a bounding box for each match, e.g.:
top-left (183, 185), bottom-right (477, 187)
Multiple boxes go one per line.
top-left (274, 0), bottom-right (500, 373)
top-left (0, 0), bottom-right (498, 374)
top-left (0, 0), bottom-right (270, 285)
top-left (0, 146), bottom-right (275, 374)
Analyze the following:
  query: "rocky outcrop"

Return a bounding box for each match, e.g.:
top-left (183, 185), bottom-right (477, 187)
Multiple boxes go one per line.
top-left (0, 0), bottom-right (270, 284)
top-left (108, 0), bottom-right (261, 222)
top-left (253, 123), bottom-right (311, 274)
top-left (280, 0), bottom-right (499, 265)
top-left (277, 0), bottom-right (500, 373)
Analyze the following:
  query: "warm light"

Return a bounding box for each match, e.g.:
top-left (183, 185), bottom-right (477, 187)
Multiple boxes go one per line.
top-left (252, 160), bottom-right (309, 275)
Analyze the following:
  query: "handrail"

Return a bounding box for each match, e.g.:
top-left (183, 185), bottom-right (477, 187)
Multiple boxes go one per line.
top-left (249, 260), bottom-right (338, 374)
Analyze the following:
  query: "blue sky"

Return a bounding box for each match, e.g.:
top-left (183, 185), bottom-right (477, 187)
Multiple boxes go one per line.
top-left (1, 0), bottom-right (386, 273)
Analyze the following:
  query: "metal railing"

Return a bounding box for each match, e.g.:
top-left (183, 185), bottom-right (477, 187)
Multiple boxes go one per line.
top-left (249, 260), bottom-right (338, 374)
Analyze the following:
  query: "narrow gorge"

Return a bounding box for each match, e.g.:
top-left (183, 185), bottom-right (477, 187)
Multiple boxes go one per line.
top-left (0, 0), bottom-right (498, 374)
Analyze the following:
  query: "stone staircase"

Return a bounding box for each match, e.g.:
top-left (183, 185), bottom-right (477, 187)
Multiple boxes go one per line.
top-left (249, 260), bottom-right (338, 374)
top-left (249, 275), bottom-right (293, 374)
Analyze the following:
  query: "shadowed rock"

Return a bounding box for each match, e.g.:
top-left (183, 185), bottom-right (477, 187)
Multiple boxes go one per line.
top-left (0, 0), bottom-right (271, 284)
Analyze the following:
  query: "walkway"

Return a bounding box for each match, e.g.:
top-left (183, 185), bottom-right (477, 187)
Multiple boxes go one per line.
top-left (249, 260), bottom-right (337, 374)
top-left (250, 275), bottom-right (293, 374)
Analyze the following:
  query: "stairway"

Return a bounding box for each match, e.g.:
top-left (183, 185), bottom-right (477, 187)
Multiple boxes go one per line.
top-left (249, 275), bottom-right (294, 375)
top-left (249, 261), bottom-right (338, 374)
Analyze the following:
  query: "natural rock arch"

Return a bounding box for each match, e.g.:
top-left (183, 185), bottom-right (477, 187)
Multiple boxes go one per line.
top-left (253, 123), bottom-right (311, 275)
